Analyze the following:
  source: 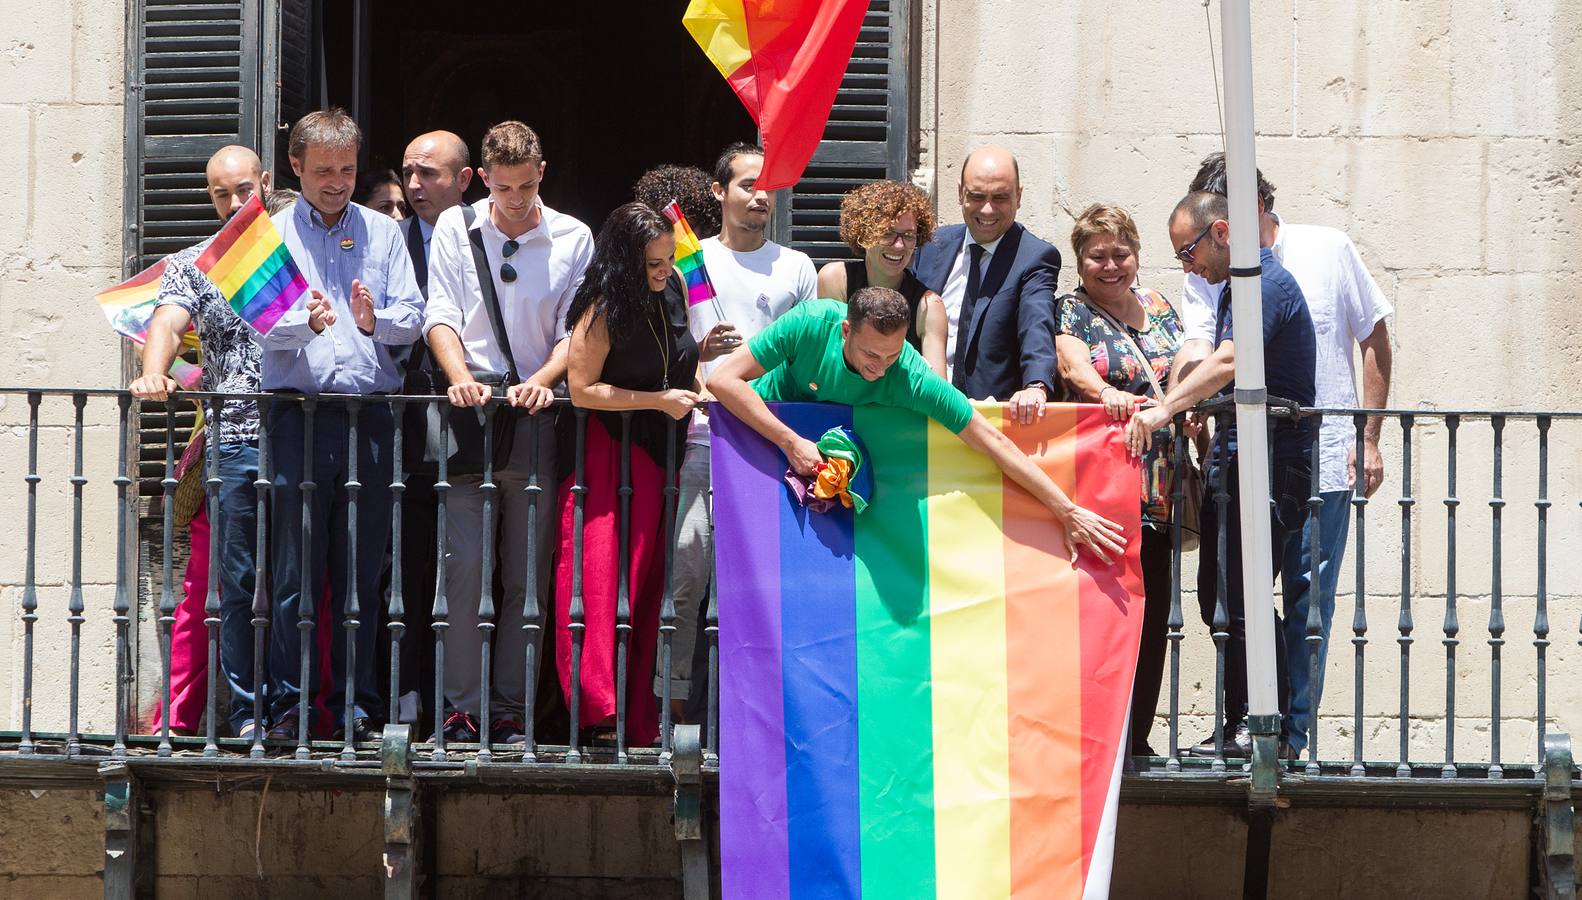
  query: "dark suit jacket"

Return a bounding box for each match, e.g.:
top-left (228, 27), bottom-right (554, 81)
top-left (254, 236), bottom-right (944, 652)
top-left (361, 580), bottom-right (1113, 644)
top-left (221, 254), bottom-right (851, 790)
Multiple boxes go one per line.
top-left (913, 221), bottom-right (1061, 401)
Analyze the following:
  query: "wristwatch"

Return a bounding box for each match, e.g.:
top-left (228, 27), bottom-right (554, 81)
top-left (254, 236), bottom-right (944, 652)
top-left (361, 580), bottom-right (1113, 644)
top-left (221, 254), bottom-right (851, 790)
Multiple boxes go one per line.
top-left (1023, 381), bottom-right (1051, 400)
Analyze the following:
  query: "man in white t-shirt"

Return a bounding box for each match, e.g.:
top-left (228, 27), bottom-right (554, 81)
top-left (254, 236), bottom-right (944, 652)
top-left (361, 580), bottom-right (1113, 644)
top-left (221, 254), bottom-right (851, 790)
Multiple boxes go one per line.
top-left (1175, 154), bottom-right (1394, 755)
top-left (423, 121), bottom-right (593, 747)
top-left (664, 142), bottom-right (816, 720)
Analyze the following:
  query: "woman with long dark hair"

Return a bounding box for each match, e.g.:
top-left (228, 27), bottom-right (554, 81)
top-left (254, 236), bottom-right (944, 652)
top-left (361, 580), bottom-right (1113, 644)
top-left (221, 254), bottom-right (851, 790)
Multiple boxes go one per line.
top-left (555, 202), bottom-right (701, 747)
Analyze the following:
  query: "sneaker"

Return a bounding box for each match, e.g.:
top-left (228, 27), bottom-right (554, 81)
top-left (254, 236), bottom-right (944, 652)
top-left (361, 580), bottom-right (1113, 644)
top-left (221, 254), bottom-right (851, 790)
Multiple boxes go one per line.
top-left (441, 711), bottom-right (480, 744)
top-left (235, 720), bottom-right (261, 742)
top-left (489, 718), bottom-right (526, 746)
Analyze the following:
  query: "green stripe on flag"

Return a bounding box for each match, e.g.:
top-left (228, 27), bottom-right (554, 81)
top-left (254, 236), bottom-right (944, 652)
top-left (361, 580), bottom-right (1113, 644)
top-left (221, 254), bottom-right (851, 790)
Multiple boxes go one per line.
top-left (227, 244), bottom-right (290, 316)
top-left (852, 405), bottom-right (936, 895)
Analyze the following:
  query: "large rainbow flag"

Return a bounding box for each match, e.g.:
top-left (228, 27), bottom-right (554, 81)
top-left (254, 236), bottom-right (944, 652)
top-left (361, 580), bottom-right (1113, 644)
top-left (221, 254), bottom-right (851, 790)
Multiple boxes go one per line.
top-left (712, 402), bottom-right (1145, 899)
top-left (195, 193), bottom-right (308, 335)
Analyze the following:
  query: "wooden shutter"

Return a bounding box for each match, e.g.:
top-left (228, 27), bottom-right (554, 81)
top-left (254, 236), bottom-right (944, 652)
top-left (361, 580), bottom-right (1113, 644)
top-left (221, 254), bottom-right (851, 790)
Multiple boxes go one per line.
top-left (127, 0), bottom-right (264, 498)
top-left (770, 0), bottom-right (916, 268)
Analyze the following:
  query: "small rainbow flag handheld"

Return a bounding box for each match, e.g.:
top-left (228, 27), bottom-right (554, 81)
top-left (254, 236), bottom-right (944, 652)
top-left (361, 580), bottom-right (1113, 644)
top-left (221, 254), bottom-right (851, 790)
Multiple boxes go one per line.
top-left (195, 194), bottom-right (308, 335)
top-left (94, 258), bottom-right (202, 388)
top-left (661, 200), bottom-right (721, 315)
top-left (712, 402), bottom-right (1145, 900)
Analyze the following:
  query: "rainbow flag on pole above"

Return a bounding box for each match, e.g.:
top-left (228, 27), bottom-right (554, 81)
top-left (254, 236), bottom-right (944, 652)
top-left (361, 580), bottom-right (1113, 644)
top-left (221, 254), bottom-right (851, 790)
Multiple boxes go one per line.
top-left (195, 193), bottom-right (308, 335)
top-left (683, 0), bottom-right (870, 190)
top-left (662, 200), bottom-right (719, 312)
top-left (712, 402), bottom-right (1145, 899)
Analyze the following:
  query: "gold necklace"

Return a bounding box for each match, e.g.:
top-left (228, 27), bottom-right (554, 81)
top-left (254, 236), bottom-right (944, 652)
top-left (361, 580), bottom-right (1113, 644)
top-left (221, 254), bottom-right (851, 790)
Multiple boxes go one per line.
top-left (645, 296), bottom-right (670, 390)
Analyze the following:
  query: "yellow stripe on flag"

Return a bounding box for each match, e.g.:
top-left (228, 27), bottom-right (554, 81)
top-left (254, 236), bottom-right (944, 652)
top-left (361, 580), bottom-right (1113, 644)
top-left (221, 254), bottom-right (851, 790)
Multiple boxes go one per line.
top-left (928, 407), bottom-right (1012, 900)
top-left (204, 212), bottom-right (277, 293)
top-left (682, 0), bottom-right (753, 81)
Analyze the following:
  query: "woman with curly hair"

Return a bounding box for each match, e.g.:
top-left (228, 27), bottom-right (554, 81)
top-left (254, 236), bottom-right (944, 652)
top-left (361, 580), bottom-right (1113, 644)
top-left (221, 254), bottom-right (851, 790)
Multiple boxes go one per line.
top-left (816, 179), bottom-right (948, 374)
top-left (555, 202), bottom-right (701, 748)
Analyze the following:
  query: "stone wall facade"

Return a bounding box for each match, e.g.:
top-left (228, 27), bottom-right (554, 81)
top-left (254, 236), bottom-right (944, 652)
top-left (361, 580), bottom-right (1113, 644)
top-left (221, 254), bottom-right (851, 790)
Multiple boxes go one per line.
top-left (922, 0), bottom-right (1582, 762)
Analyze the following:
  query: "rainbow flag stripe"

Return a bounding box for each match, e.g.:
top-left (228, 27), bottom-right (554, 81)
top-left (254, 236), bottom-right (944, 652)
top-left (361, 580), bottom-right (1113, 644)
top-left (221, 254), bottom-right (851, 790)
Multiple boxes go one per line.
top-left (712, 402), bottom-right (1145, 899)
top-left (194, 194), bottom-right (307, 335)
top-left (662, 200), bottom-right (717, 308)
top-left (94, 258), bottom-right (202, 388)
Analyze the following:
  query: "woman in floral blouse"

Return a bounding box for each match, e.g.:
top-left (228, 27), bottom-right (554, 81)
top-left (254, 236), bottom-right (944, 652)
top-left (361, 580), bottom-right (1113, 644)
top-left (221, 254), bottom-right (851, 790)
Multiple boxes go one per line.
top-left (1055, 203), bottom-right (1184, 757)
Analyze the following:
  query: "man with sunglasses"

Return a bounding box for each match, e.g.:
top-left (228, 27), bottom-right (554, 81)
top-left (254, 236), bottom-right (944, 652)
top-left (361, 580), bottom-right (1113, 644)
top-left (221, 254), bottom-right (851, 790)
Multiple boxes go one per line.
top-left (422, 120), bottom-right (593, 745)
top-left (1125, 190), bottom-right (1316, 760)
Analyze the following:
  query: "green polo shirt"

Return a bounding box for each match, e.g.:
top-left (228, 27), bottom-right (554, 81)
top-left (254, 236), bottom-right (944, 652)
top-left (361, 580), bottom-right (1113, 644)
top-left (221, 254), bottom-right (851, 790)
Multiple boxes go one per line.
top-left (748, 299), bottom-right (974, 434)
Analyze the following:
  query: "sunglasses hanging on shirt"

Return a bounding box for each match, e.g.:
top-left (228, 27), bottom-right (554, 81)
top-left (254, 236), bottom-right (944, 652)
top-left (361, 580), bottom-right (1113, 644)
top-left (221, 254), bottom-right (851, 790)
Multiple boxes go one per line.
top-left (499, 238), bottom-right (520, 284)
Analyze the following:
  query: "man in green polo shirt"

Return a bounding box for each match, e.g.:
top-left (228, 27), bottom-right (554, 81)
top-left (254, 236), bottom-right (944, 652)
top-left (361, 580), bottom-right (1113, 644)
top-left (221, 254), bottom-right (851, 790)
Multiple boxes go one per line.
top-left (708, 286), bottom-right (1127, 563)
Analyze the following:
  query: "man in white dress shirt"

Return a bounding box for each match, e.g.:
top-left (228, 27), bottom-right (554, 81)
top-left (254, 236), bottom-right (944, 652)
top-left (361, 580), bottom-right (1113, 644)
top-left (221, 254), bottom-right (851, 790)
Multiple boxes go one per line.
top-left (1174, 154), bottom-right (1394, 755)
top-left (423, 120), bottom-right (593, 746)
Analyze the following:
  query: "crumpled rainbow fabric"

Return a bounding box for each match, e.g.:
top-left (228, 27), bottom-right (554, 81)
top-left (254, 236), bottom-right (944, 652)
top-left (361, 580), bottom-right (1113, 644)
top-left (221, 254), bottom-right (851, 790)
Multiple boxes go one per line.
top-left (784, 426), bottom-right (871, 514)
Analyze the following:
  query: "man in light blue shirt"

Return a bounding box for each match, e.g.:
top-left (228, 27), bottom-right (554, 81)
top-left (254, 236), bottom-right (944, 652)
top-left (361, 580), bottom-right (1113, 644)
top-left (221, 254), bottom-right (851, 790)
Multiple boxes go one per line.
top-left (261, 107), bottom-right (424, 747)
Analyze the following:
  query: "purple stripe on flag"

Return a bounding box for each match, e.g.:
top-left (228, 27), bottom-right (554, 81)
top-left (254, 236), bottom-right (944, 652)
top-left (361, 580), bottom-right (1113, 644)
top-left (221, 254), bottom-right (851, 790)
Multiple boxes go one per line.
top-left (713, 406), bottom-right (791, 899)
top-left (248, 272), bottom-right (307, 335)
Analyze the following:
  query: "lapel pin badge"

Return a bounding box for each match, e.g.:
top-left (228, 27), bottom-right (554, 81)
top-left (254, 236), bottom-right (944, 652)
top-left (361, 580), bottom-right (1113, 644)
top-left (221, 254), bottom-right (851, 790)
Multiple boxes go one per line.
top-left (340, 237), bottom-right (355, 251)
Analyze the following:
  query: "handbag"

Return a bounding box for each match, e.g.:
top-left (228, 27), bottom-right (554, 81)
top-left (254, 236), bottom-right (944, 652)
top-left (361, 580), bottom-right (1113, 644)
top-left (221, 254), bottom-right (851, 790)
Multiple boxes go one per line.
top-left (1085, 292), bottom-right (1203, 550)
top-left (401, 205), bottom-right (521, 477)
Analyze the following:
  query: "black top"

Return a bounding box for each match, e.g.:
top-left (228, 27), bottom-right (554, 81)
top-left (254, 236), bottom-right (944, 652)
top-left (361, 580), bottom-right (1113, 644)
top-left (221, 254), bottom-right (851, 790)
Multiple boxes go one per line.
top-left (843, 259), bottom-right (928, 350)
top-left (558, 272), bottom-right (700, 478)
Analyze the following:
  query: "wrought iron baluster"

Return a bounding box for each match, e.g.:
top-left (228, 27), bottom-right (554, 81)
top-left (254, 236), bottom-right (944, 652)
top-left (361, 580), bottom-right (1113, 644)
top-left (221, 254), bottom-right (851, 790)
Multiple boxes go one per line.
top-left (112, 394), bottom-right (132, 758)
top-left (250, 397), bottom-right (271, 759)
top-left (295, 398), bottom-right (317, 760)
top-left (341, 399), bottom-right (362, 762)
top-left (1165, 415), bottom-right (1188, 773)
top-left (1487, 415), bottom-right (1505, 779)
top-left (659, 419), bottom-right (680, 764)
top-left (567, 408), bottom-right (589, 765)
top-left (202, 398), bottom-right (222, 758)
top-left (67, 393), bottom-right (88, 757)
top-left (1210, 413), bottom-right (1231, 773)
top-left (387, 400), bottom-right (406, 730)
top-left (431, 409), bottom-right (451, 762)
top-left (521, 410), bottom-right (545, 762)
top-left (1349, 413), bottom-right (1369, 777)
top-left (1534, 416), bottom-right (1550, 765)
top-left (157, 404), bottom-right (178, 758)
top-left (1304, 414), bottom-right (1324, 776)
top-left (19, 392), bottom-right (40, 755)
top-left (477, 403), bottom-right (498, 764)
top-left (1396, 415), bottom-right (1414, 778)
top-left (1441, 414), bottom-right (1459, 779)
top-left (614, 412), bottom-right (634, 765)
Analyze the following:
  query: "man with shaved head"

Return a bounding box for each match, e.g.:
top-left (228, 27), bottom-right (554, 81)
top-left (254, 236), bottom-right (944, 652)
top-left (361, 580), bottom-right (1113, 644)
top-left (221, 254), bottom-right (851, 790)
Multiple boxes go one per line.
top-left (914, 145), bottom-right (1062, 425)
top-left (128, 144), bottom-right (272, 740)
top-left (392, 130), bottom-right (473, 732)
top-left (401, 130), bottom-right (473, 293)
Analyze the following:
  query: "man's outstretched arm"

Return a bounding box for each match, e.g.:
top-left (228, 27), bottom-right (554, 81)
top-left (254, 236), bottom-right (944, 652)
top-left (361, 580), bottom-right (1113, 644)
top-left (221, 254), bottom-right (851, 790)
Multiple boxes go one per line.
top-left (958, 412), bottom-right (1127, 564)
top-left (707, 345), bottom-right (822, 475)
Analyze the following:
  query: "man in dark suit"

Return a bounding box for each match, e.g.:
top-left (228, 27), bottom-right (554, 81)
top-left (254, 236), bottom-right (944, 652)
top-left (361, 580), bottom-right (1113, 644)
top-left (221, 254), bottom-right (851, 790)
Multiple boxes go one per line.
top-left (913, 145), bottom-right (1060, 424)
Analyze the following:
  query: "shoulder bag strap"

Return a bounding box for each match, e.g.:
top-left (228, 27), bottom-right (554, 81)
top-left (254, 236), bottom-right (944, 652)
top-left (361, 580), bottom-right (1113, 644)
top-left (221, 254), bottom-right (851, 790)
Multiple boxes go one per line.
top-left (1087, 289), bottom-right (1169, 404)
top-left (462, 205), bottom-right (521, 384)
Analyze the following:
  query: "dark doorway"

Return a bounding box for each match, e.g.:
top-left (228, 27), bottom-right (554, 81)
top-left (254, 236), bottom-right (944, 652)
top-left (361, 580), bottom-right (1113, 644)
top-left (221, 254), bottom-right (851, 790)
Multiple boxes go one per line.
top-left (320, 0), bottom-right (756, 232)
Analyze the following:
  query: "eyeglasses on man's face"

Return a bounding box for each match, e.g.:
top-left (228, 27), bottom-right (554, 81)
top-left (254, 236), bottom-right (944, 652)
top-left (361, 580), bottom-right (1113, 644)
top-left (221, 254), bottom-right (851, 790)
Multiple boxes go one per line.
top-left (1175, 222), bottom-right (1216, 264)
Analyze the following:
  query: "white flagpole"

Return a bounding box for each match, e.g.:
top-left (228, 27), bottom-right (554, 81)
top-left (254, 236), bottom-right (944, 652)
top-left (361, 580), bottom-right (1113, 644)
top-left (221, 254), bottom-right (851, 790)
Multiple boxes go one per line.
top-left (1220, 0), bottom-right (1281, 759)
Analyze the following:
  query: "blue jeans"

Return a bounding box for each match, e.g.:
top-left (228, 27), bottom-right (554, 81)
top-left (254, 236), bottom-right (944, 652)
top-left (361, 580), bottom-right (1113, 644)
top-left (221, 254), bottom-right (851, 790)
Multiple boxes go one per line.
top-left (267, 401), bottom-right (393, 724)
top-left (214, 442), bottom-right (261, 730)
top-left (1280, 489), bottom-right (1352, 753)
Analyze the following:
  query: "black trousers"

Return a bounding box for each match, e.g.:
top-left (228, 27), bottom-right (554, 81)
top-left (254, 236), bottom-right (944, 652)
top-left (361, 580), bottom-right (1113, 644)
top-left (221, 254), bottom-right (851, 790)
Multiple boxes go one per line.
top-left (1129, 526), bottom-right (1173, 754)
top-left (1196, 453), bottom-right (1312, 739)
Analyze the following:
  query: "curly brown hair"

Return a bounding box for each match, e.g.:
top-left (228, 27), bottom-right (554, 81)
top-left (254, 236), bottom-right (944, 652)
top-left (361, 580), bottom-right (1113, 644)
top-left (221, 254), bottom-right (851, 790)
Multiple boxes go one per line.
top-left (838, 180), bottom-right (936, 255)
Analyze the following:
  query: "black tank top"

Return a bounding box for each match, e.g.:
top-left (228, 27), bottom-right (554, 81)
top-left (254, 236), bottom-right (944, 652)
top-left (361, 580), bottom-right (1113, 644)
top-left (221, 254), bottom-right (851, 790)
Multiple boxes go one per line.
top-left (843, 259), bottom-right (928, 350)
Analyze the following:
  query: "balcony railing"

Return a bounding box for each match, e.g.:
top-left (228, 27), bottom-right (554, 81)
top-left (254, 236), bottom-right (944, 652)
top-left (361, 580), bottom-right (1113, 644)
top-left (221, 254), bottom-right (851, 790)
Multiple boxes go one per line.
top-left (1, 388), bottom-right (1580, 892)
